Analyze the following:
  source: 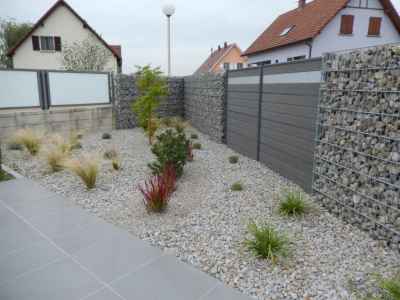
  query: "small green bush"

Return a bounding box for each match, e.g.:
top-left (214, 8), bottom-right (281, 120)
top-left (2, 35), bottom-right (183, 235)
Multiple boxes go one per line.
top-left (102, 133), bottom-right (112, 140)
top-left (229, 155), bottom-right (239, 164)
top-left (364, 274), bottom-right (400, 300)
top-left (245, 221), bottom-right (289, 263)
top-left (149, 128), bottom-right (189, 177)
top-left (192, 143), bottom-right (202, 150)
top-left (279, 190), bottom-right (307, 217)
top-left (104, 149), bottom-right (118, 160)
top-left (231, 182), bottom-right (243, 191)
top-left (190, 133), bottom-right (198, 139)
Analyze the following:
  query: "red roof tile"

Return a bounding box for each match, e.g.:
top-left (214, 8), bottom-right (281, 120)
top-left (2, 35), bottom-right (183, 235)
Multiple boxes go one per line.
top-left (243, 0), bottom-right (400, 56)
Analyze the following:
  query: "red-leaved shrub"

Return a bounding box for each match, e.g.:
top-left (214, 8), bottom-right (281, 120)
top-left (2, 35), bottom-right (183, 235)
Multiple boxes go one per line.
top-left (139, 165), bottom-right (177, 213)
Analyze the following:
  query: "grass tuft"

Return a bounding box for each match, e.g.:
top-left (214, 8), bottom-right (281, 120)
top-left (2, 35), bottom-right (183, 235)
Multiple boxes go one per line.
top-left (192, 143), bottom-right (202, 150)
top-left (231, 182), bottom-right (243, 191)
top-left (42, 146), bottom-right (69, 173)
top-left (245, 221), bottom-right (289, 263)
top-left (64, 154), bottom-right (99, 189)
top-left (229, 155), bottom-right (239, 164)
top-left (279, 190), bottom-right (307, 217)
top-left (112, 158), bottom-right (121, 171)
top-left (13, 129), bottom-right (42, 155)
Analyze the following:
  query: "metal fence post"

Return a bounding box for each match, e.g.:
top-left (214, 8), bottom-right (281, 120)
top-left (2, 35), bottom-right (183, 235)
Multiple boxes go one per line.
top-left (256, 64), bottom-right (264, 161)
top-left (222, 71), bottom-right (228, 144)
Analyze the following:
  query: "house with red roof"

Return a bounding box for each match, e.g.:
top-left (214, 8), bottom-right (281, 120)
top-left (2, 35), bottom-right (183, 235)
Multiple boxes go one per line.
top-left (195, 42), bottom-right (248, 75)
top-left (7, 0), bottom-right (122, 73)
top-left (243, 0), bottom-right (400, 65)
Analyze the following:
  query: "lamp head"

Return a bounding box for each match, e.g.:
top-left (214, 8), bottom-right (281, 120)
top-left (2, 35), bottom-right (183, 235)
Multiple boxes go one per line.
top-left (162, 4), bottom-right (175, 17)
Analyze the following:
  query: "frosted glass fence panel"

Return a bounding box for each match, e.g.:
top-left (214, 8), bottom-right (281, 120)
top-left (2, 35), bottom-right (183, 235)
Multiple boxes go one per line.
top-left (0, 70), bottom-right (40, 108)
top-left (48, 72), bottom-right (110, 106)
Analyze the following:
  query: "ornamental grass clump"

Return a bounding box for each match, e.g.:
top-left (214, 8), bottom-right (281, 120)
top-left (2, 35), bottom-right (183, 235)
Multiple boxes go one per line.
top-left (112, 158), bottom-right (121, 171)
top-left (139, 165), bottom-right (177, 213)
top-left (245, 221), bottom-right (290, 263)
top-left (43, 146), bottom-right (69, 173)
top-left (229, 155), bottom-right (239, 164)
top-left (64, 155), bottom-right (99, 189)
top-left (279, 189), bottom-right (308, 217)
top-left (231, 182), bottom-right (243, 191)
top-left (368, 274), bottom-right (400, 300)
top-left (13, 129), bottom-right (41, 155)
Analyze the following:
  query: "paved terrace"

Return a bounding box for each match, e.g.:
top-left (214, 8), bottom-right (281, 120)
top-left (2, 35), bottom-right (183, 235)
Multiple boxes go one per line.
top-left (0, 178), bottom-right (252, 300)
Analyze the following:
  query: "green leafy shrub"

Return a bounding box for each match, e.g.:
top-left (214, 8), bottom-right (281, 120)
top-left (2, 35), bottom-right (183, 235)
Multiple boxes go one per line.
top-left (132, 65), bottom-right (168, 144)
top-left (231, 182), bottom-right (243, 191)
top-left (229, 155), bottom-right (239, 164)
top-left (64, 154), bottom-right (99, 189)
top-left (104, 149), bottom-right (118, 160)
top-left (192, 143), bottom-right (202, 150)
top-left (149, 128), bottom-right (189, 177)
top-left (190, 133), bottom-right (198, 139)
top-left (13, 129), bottom-right (41, 155)
top-left (102, 133), bottom-right (112, 140)
top-left (245, 221), bottom-right (289, 263)
top-left (279, 190), bottom-right (307, 217)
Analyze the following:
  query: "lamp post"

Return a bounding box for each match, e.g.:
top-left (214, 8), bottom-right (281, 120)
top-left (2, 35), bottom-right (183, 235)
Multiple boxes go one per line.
top-left (162, 4), bottom-right (175, 76)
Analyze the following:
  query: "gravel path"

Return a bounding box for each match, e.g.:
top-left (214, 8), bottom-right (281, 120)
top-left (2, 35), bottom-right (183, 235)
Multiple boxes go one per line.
top-left (3, 128), bottom-right (400, 300)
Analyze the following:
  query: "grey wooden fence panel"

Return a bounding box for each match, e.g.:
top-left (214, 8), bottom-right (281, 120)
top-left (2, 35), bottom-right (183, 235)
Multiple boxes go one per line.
top-left (226, 59), bottom-right (321, 193)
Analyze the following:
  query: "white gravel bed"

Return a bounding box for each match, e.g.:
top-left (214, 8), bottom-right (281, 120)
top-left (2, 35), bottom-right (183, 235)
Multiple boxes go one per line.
top-left (3, 128), bottom-right (400, 300)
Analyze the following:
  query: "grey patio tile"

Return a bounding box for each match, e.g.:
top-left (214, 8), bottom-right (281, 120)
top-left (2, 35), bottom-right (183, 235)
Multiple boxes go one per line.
top-left (27, 204), bottom-right (101, 239)
top-left (72, 229), bottom-right (162, 283)
top-left (0, 212), bottom-right (44, 258)
top-left (52, 217), bottom-right (123, 254)
top-left (0, 178), bottom-right (54, 204)
top-left (82, 288), bottom-right (123, 300)
top-left (201, 284), bottom-right (253, 300)
top-left (0, 258), bottom-right (102, 300)
top-left (0, 239), bottom-right (66, 286)
top-left (111, 255), bottom-right (218, 300)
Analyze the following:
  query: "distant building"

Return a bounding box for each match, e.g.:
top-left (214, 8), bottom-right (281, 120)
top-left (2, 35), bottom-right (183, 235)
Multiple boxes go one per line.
top-left (195, 42), bottom-right (248, 75)
top-left (243, 0), bottom-right (400, 65)
top-left (7, 0), bottom-right (122, 73)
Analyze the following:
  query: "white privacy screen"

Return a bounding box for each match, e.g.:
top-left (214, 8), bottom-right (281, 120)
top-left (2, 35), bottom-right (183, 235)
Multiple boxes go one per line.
top-left (0, 70), bottom-right (40, 108)
top-left (48, 72), bottom-right (110, 106)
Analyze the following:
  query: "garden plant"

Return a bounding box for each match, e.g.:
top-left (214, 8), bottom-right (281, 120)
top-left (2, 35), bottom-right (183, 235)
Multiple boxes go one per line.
top-left (13, 128), bottom-right (41, 155)
top-left (132, 65), bottom-right (168, 144)
top-left (279, 189), bottom-right (308, 217)
top-left (64, 154), bottom-right (99, 189)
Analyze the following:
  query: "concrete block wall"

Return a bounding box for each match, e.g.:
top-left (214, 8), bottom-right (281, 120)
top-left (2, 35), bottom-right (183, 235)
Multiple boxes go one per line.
top-left (0, 105), bottom-right (113, 140)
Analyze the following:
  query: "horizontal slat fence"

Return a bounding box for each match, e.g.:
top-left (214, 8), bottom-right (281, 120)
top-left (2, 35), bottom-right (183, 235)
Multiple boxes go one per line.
top-left (226, 59), bottom-right (322, 192)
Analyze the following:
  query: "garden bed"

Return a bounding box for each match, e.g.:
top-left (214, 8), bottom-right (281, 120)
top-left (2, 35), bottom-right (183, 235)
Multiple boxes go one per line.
top-left (3, 128), bottom-right (400, 300)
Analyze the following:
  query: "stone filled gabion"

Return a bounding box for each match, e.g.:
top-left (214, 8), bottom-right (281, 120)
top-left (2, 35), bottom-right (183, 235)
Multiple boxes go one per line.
top-left (184, 73), bottom-right (226, 143)
top-left (315, 44), bottom-right (400, 252)
top-left (113, 74), bottom-right (184, 129)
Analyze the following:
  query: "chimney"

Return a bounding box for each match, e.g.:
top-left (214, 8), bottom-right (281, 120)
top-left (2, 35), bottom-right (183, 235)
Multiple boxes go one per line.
top-left (298, 0), bottom-right (306, 8)
top-left (224, 42), bottom-right (228, 48)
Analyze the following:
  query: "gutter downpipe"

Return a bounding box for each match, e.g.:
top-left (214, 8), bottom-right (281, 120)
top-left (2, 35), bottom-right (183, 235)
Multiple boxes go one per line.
top-left (306, 40), bottom-right (313, 58)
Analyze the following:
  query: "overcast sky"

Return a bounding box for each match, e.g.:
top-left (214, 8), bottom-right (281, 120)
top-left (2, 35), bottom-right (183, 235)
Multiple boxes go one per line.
top-left (2, 0), bottom-right (400, 75)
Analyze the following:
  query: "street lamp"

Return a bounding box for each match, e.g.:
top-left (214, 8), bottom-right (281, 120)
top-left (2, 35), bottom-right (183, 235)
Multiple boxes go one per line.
top-left (162, 4), bottom-right (175, 76)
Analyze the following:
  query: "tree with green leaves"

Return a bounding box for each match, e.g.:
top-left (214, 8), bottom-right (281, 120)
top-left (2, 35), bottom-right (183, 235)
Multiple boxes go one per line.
top-left (0, 18), bottom-right (32, 68)
top-left (61, 37), bottom-right (113, 71)
top-left (132, 65), bottom-right (168, 144)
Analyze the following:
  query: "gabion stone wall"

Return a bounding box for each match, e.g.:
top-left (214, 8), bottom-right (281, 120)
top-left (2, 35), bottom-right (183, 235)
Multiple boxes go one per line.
top-left (113, 74), bottom-right (184, 129)
top-left (184, 74), bottom-right (226, 142)
top-left (314, 44), bottom-right (400, 252)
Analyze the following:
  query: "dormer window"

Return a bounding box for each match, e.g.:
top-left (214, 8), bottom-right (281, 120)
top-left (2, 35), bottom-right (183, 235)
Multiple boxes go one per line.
top-left (280, 26), bottom-right (294, 36)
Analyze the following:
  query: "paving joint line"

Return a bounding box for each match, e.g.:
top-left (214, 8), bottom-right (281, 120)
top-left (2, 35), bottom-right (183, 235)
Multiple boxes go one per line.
top-left (0, 199), bottom-right (128, 300)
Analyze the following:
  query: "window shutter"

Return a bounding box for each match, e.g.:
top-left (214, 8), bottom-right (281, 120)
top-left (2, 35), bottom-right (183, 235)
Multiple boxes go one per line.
top-left (340, 15), bottom-right (354, 35)
top-left (368, 17), bottom-right (382, 36)
top-left (32, 36), bottom-right (40, 51)
top-left (54, 37), bottom-right (62, 51)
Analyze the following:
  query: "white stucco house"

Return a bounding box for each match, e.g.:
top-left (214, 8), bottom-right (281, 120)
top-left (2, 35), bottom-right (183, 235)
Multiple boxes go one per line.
top-left (7, 0), bottom-right (122, 73)
top-left (243, 0), bottom-right (400, 65)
